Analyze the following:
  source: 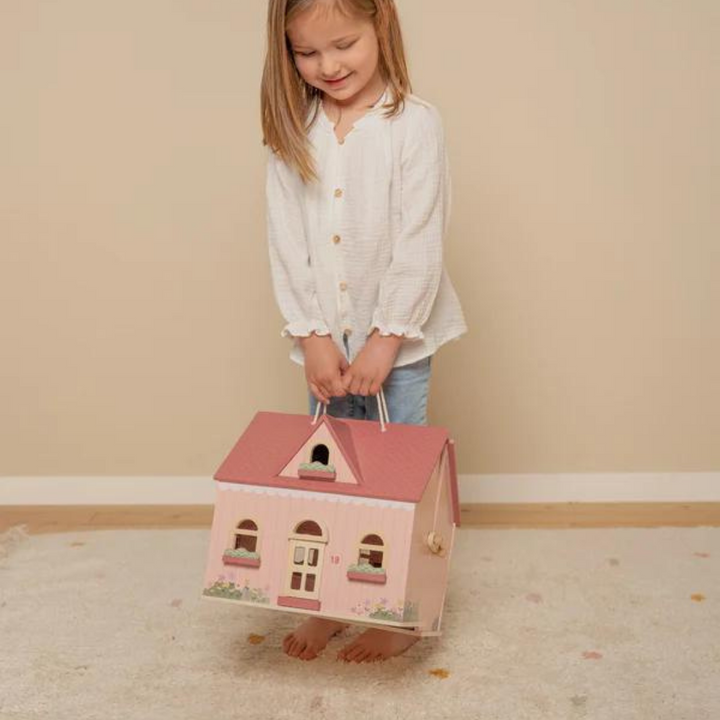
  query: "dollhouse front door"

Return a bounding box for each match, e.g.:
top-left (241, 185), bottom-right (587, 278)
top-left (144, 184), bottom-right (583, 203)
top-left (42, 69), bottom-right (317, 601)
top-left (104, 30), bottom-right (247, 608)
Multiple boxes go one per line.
top-left (277, 520), bottom-right (327, 611)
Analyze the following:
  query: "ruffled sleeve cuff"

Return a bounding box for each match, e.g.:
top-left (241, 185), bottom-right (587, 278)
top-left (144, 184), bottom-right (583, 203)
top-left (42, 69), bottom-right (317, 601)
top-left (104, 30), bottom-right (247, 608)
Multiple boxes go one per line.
top-left (281, 320), bottom-right (331, 339)
top-left (367, 315), bottom-right (425, 341)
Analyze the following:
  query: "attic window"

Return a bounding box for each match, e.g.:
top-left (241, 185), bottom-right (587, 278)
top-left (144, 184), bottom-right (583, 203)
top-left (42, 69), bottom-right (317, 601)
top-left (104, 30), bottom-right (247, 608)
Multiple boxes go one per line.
top-left (298, 444), bottom-right (336, 480)
top-left (311, 444), bottom-right (330, 465)
top-left (234, 519), bottom-right (259, 552)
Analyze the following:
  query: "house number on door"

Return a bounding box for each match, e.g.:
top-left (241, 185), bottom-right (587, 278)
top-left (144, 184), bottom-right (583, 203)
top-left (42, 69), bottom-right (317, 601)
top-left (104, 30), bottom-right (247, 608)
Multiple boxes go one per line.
top-left (331, 555), bottom-right (341, 564)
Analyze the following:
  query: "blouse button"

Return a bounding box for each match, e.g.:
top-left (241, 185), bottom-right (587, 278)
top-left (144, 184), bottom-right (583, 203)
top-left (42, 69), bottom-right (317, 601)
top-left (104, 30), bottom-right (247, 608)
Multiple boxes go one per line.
top-left (339, 282), bottom-right (348, 291)
top-left (334, 188), bottom-right (343, 198)
top-left (344, 327), bottom-right (353, 336)
top-left (338, 137), bottom-right (345, 145)
top-left (332, 235), bottom-right (341, 244)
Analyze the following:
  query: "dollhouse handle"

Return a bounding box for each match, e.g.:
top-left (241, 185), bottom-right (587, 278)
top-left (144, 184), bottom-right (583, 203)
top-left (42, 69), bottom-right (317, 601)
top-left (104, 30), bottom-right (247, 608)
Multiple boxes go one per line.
top-left (311, 387), bottom-right (390, 432)
top-left (377, 386), bottom-right (390, 430)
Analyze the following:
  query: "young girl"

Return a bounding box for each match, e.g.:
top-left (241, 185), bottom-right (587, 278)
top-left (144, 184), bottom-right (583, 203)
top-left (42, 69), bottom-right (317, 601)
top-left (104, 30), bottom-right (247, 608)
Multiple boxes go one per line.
top-left (261, 0), bottom-right (467, 662)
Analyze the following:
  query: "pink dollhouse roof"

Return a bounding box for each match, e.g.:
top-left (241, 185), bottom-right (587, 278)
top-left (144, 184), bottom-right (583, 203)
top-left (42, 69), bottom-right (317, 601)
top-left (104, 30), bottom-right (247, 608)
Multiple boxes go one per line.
top-left (214, 412), bottom-right (460, 519)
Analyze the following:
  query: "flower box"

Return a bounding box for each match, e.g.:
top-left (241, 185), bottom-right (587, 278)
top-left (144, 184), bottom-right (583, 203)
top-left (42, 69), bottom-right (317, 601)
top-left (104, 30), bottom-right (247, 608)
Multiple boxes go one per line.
top-left (298, 461), bottom-right (336, 481)
top-left (298, 468), bottom-right (336, 480)
top-left (222, 549), bottom-right (261, 568)
top-left (347, 565), bottom-right (387, 585)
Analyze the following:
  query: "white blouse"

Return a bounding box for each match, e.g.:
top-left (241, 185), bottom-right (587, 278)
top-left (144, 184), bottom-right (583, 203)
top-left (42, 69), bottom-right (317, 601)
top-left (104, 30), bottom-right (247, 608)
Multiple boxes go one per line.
top-left (265, 86), bottom-right (468, 368)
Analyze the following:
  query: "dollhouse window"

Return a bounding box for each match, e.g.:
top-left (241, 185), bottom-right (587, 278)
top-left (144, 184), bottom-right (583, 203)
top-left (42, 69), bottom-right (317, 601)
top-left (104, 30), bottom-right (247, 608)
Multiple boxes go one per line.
top-left (234, 519), bottom-right (259, 553)
top-left (310, 444), bottom-right (330, 465)
top-left (358, 534), bottom-right (385, 568)
top-left (294, 520), bottom-right (323, 537)
top-left (298, 445), bottom-right (336, 480)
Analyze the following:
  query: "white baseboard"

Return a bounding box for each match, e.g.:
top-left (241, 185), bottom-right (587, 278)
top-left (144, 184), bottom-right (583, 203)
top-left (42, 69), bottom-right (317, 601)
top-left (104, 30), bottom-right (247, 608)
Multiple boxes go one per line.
top-left (460, 473), bottom-right (720, 502)
top-left (1, 473), bottom-right (719, 505)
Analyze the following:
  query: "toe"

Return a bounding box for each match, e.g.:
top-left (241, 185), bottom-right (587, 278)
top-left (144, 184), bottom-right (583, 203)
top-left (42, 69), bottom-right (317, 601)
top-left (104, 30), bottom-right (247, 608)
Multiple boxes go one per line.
top-left (344, 645), bottom-right (367, 663)
top-left (337, 641), bottom-right (359, 661)
top-left (299, 644), bottom-right (318, 661)
top-left (355, 649), bottom-right (374, 663)
top-left (289, 639), bottom-right (305, 657)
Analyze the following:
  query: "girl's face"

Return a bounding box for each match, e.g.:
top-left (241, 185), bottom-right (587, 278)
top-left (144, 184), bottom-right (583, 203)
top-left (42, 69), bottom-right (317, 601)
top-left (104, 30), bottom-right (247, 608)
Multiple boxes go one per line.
top-left (287, 2), bottom-right (383, 104)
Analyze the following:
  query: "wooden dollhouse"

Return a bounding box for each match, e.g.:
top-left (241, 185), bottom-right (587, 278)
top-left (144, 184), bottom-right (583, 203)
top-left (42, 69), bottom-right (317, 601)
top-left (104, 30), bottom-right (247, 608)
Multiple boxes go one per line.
top-left (202, 407), bottom-right (460, 636)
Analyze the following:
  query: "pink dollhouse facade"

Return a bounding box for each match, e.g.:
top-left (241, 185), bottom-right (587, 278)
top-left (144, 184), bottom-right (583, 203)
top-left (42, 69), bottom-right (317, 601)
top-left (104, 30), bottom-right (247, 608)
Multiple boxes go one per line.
top-left (203, 411), bottom-right (460, 635)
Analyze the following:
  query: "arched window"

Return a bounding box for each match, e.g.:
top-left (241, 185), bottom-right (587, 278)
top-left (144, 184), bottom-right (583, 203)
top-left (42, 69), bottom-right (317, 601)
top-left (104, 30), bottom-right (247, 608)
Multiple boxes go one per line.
top-left (358, 533), bottom-right (385, 569)
top-left (234, 519), bottom-right (259, 553)
top-left (294, 520), bottom-right (323, 537)
top-left (310, 444), bottom-right (330, 465)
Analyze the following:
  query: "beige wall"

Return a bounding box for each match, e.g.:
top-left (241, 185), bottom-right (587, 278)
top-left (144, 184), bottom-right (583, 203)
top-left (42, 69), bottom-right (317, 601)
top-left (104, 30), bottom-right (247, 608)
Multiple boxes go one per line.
top-left (2, 1), bottom-right (718, 476)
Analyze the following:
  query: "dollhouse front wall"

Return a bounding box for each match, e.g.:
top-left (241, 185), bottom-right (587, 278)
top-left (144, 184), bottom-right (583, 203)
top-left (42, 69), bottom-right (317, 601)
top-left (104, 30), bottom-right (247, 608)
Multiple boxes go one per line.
top-left (204, 483), bottom-right (415, 622)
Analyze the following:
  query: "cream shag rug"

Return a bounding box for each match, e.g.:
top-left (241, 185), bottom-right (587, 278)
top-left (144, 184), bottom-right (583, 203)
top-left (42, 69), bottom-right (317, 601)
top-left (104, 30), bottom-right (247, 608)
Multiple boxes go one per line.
top-left (0, 524), bottom-right (718, 719)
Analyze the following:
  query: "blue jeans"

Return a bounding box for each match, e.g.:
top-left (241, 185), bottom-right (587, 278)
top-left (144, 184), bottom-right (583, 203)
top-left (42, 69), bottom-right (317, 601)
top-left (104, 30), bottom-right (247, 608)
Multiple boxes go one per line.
top-left (308, 333), bottom-right (432, 425)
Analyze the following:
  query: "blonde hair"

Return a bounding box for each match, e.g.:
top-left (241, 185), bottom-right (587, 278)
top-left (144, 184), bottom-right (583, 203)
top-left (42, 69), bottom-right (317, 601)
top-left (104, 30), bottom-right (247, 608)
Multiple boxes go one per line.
top-left (261, 0), bottom-right (411, 183)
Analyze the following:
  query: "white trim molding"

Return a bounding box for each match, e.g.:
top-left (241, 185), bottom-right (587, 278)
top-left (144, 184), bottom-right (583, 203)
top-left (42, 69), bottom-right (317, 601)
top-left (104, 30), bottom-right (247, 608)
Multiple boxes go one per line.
top-left (0, 473), bottom-right (719, 505)
top-left (217, 481), bottom-right (414, 510)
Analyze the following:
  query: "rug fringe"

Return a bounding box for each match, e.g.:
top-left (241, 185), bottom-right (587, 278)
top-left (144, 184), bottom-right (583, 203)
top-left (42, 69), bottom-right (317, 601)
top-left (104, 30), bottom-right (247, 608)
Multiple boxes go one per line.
top-left (0, 524), bottom-right (30, 559)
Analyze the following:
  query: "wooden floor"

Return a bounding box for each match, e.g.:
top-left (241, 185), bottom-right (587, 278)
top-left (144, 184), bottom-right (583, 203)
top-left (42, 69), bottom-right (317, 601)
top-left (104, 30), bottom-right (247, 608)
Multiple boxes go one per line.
top-left (1, 503), bottom-right (720, 535)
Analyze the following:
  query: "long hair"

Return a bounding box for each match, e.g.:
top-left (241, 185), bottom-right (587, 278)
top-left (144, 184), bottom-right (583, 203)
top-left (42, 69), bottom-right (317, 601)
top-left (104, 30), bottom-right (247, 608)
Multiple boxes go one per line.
top-left (261, 0), bottom-right (411, 183)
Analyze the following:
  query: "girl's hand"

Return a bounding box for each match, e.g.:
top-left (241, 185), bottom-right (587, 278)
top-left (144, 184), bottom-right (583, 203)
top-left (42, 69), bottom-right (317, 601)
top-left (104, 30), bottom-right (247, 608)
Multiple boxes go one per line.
top-left (341, 330), bottom-right (403, 397)
top-left (300, 334), bottom-right (349, 405)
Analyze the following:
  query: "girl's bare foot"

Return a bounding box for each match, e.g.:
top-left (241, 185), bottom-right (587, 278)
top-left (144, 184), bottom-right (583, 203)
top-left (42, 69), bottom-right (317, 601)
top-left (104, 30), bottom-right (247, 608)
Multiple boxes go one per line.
top-left (282, 617), bottom-right (349, 660)
top-left (337, 628), bottom-right (420, 662)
